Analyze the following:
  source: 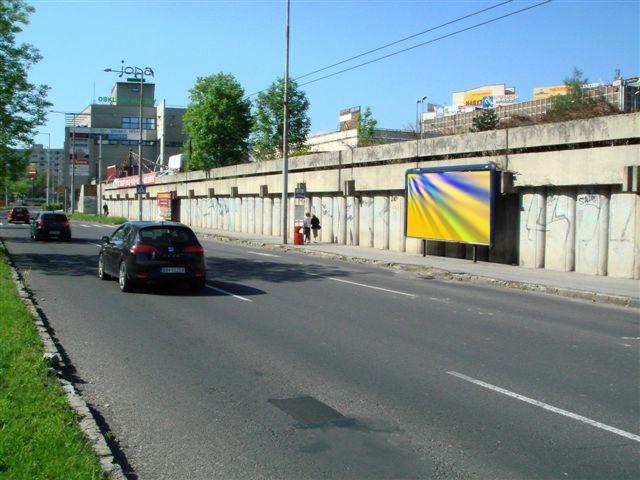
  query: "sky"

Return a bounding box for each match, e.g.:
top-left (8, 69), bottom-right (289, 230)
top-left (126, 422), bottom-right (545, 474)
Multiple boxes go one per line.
top-left (19, 0), bottom-right (640, 148)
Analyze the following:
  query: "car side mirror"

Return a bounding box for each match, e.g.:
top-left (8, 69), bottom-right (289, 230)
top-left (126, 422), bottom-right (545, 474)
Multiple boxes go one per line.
top-left (101, 236), bottom-right (110, 244)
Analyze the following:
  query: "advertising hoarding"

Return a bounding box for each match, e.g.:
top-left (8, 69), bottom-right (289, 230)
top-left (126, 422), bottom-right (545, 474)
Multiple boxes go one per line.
top-left (533, 85), bottom-right (568, 100)
top-left (157, 192), bottom-right (172, 219)
top-left (405, 165), bottom-right (496, 246)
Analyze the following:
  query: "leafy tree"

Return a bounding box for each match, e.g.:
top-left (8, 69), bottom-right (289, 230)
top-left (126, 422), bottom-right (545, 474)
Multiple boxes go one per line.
top-left (182, 73), bottom-right (252, 170)
top-left (357, 106), bottom-right (378, 146)
top-left (543, 67), bottom-right (619, 123)
top-left (471, 108), bottom-right (499, 132)
top-left (0, 1), bottom-right (51, 186)
top-left (251, 78), bottom-right (310, 161)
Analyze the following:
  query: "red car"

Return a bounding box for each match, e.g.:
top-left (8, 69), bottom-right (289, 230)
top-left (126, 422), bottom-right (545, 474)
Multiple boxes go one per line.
top-left (7, 207), bottom-right (30, 224)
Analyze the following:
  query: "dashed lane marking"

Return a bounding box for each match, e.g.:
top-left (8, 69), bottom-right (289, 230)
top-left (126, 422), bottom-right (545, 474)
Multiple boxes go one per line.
top-left (306, 271), bottom-right (416, 298)
top-left (248, 251), bottom-right (280, 258)
top-left (447, 371), bottom-right (640, 443)
top-left (205, 285), bottom-right (252, 302)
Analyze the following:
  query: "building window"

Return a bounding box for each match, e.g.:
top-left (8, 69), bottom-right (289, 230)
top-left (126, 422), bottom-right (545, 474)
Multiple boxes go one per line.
top-left (121, 117), bottom-right (155, 130)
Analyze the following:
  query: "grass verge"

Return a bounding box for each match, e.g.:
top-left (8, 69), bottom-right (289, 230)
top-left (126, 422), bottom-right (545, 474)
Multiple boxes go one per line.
top-left (68, 213), bottom-right (126, 225)
top-left (0, 244), bottom-right (105, 479)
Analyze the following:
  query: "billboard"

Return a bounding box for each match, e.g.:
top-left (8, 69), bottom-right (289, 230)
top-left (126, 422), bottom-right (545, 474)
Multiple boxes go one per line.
top-left (533, 85), bottom-right (568, 100)
top-left (405, 165), bottom-right (496, 246)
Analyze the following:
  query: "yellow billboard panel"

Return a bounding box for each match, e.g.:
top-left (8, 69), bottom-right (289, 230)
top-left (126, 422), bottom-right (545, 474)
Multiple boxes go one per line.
top-left (533, 85), bottom-right (568, 100)
top-left (406, 168), bottom-right (493, 245)
top-left (463, 90), bottom-right (492, 106)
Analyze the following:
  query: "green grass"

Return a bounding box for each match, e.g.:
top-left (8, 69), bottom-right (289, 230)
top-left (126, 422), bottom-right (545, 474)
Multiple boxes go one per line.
top-left (68, 213), bottom-right (127, 225)
top-left (0, 246), bottom-right (105, 479)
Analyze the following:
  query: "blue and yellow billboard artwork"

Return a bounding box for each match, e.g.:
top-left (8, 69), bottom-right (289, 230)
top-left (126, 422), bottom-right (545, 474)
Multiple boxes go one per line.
top-left (406, 167), bottom-right (494, 245)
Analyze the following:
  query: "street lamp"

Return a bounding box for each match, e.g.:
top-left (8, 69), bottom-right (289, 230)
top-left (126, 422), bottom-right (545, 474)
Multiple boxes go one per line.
top-left (416, 95), bottom-right (427, 138)
top-left (104, 63), bottom-right (154, 221)
top-left (35, 132), bottom-right (50, 204)
top-left (50, 110), bottom-right (91, 213)
top-left (281, 0), bottom-right (291, 244)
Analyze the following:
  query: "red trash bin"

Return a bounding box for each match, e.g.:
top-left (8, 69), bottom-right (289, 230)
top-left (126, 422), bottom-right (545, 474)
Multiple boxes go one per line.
top-left (293, 226), bottom-right (304, 245)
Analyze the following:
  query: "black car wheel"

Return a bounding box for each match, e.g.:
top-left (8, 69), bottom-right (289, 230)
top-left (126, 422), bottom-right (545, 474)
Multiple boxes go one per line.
top-left (98, 254), bottom-right (111, 280)
top-left (118, 261), bottom-right (133, 292)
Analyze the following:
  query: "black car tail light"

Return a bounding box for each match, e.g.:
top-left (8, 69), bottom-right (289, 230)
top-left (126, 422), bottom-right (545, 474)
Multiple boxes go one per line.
top-left (184, 245), bottom-right (204, 254)
top-left (130, 244), bottom-right (157, 254)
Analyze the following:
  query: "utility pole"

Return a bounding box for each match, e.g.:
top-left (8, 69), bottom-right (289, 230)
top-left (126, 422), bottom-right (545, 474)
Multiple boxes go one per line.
top-left (98, 134), bottom-right (103, 216)
top-left (280, 0), bottom-right (291, 244)
top-left (137, 73), bottom-right (144, 220)
top-left (71, 115), bottom-right (76, 213)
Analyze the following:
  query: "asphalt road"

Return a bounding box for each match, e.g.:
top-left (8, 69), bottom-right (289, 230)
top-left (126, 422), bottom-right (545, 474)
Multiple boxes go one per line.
top-left (1, 215), bottom-right (638, 479)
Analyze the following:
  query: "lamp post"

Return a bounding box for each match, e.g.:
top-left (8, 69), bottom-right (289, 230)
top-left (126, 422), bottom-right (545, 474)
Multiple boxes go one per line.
top-left (416, 95), bottom-right (427, 138)
top-left (281, 0), bottom-right (291, 244)
top-left (36, 132), bottom-right (51, 204)
top-left (50, 110), bottom-right (91, 213)
top-left (104, 63), bottom-right (153, 221)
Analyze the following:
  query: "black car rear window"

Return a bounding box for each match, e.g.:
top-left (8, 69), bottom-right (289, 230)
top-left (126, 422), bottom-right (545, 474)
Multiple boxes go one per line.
top-left (13, 208), bottom-right (28, 213)
top-left (138, 227), bottom-right (196, 245)
top-left (42, 214), bottom-right (67, 222)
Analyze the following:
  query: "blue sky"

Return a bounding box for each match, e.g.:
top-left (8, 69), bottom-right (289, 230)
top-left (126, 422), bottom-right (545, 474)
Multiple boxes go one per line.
top-left (21, 0), bottom-right (640, 147)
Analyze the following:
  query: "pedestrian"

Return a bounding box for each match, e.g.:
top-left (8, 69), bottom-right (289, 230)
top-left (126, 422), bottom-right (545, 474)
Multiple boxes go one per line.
top-left (310, 212), bottom-right (321, 242)
top-left (103, 203), bottom-right (109, 216)
top-left (303, 212), bottom-right (312, 244)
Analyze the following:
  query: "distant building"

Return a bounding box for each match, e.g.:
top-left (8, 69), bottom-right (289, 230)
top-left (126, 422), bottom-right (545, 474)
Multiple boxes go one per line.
top-left (13, 143), bottom-right (65, 187)
top-left (307, 106), bottom-right (419, 152)
top-left (63, 81), bottom-right (186, 199)
top-left (421, 77), bottom-right (639, 136)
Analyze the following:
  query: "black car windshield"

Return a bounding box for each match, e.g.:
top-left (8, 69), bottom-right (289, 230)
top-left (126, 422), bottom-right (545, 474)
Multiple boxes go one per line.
top-left (138, 227), bottom-right (196, 245)
top-left (42, 214), bottom-right (67, 222)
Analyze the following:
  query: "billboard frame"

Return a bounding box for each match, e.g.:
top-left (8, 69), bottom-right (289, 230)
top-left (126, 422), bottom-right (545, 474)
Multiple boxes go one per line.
top-left (404, 163), bottom-right (498, 248)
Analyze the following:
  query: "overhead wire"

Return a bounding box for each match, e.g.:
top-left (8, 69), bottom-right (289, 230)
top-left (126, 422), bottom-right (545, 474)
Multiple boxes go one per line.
top-left (299, 0), bottom-right (553, 88)
top-left (245, 0), bottom-right (516, 98)
top-left (295, 0), bottom-right (514, 81)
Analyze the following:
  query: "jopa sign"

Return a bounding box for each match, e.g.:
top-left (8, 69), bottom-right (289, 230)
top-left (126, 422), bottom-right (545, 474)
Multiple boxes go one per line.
top-left (114, 60), bottom-right (154, 79)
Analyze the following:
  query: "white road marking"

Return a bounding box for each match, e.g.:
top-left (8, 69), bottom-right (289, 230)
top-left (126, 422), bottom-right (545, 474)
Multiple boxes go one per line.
top-left (88, 242), bottom-right (102, 247)
top-left (79, 224), bottom-right (91, 228)
top-left (248, 251), bottom-right (280, 258)
top-left (306, 271), bottom-right (415, 297)
top-left (621, 337), bottom-right (640, 340)
top-left (447, 371), bottom-right (640, 443)
top-left (205, 285), bottom-right (252, 302)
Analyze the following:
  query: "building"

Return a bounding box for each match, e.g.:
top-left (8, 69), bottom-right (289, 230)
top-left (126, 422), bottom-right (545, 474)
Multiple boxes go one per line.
top-left (421, 77), bottom-right (639, 136)
top-left (12, 143), bottom-right (65, 194)
top-left (307, 107), bottom-right (419, 152)
top-left (63, 80), bottom-right (186, 200)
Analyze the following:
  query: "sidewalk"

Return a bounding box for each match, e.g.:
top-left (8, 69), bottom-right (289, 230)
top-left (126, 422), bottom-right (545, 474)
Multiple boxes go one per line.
top-left (196, 227), bottom-right (640, 307)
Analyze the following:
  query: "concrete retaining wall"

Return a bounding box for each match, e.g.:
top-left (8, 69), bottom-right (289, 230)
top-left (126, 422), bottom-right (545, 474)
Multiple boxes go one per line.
top-left (103, 114), bottom-right (640, 279)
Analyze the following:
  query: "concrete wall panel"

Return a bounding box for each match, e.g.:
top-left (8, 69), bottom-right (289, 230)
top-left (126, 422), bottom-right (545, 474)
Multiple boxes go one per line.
top-left (359, 196), bottom-right (374, 248)
top-left (519, 190), bottom-right (546, 268)
top-left (575, 188), bottom-right (609, 275)
top-left (608, 192), bottom-right (639, 278)
top-left (544, 188), bottom-right (576, 272)
top-left (373, 196), bottom-right (390, 250)
top-left (389, 195), bottom-right (406, 252)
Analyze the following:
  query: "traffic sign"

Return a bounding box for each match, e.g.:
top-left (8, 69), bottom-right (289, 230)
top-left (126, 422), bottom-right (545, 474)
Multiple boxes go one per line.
top-left (136, 184), bottom-right (147, 195)
top-left (294, 187), bottom-right (306, 199)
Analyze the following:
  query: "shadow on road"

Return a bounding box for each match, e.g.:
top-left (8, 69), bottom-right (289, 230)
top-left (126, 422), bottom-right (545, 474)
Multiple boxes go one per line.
top-left (205, 257), bottom-right (349, 284)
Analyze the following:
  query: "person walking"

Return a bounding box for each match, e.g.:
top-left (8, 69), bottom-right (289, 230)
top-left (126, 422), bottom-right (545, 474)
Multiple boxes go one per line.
top-left (103, 203), bottom-right (109, 216)
top-left (310, 213), bottom-right (321, 242)
top-left (303, 212), bottom-right (312, 244)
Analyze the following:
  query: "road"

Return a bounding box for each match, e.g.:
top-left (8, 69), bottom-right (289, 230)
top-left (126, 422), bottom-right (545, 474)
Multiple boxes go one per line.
top-left (1, 215), bottom-right (638, 479)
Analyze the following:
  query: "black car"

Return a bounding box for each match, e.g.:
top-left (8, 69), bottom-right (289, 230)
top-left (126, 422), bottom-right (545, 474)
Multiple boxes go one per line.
top-left (98, 221), bottom-right (206, 292)
top-left (30, 212), bottom-right (72, 241)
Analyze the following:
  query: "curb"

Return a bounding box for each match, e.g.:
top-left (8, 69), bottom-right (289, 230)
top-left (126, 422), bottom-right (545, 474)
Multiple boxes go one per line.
top-left (1, 239), bottom-right (127, 480)
top-left (200, 232), bottom-right (639, 309)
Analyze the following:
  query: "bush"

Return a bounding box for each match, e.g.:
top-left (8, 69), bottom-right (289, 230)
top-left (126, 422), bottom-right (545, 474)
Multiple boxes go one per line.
top-left (41, 203), bottom-right (63, 211)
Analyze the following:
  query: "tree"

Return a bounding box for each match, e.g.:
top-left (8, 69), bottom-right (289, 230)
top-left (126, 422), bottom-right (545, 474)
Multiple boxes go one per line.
top-left (182, 73), bottom-right (252, 170)
top-left (251, 78), bottom-right (310, 160)
top-left (471, 108), bottom-right (499, 132)
top-left (543, 67), bottom-right (619, 123)
top-left (0, 1), bottom-right (51, 186)
top-left (357, 106), bottom-right (377, 146)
